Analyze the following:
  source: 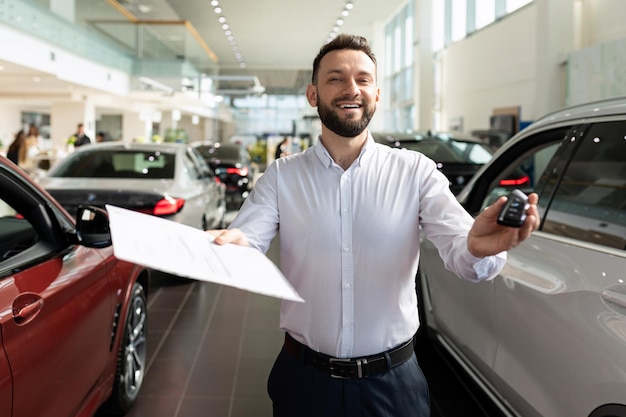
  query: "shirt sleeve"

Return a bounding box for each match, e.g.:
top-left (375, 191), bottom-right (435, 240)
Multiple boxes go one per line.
top-left (229, 162), bottom-right (280, 254)
top-left (417, 155), bottom-right (506, 282)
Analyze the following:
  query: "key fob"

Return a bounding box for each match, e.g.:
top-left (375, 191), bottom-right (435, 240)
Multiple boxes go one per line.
top-left (497, 189), bottom-right (529, 228)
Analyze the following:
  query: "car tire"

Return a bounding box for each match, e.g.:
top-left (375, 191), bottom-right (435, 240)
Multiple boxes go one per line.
top-left (99, 282), bottom-right (147, 416)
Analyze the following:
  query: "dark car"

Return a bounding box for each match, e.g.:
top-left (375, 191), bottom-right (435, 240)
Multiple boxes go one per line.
top-left (418, 96), bottom-right (626, 417)
top-left (0, 155), bottom-right (149, 416)
top-left (193, 142), bottom-right (259, 208)
top-left (39, 142), bottom-right (226, 230)
top-left (372, 131), bottom-right (494, 194)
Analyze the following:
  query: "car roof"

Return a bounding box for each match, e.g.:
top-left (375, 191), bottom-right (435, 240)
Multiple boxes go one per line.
top-left (75, 142), bottom-right (190, 153)
top-left (520, 96), bottom-right (626, 134)
top-left (372, 130), bottom-right (485, 144)
top-left (192, 142), bottom-right (241, 149)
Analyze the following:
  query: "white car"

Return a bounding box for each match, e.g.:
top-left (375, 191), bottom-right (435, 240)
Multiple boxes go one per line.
top-left (418, 96), bottom-right (626, 417)
top-left (39, 142), bottom-right (226, 230)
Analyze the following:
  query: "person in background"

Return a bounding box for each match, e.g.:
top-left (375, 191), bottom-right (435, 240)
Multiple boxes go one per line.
top-left (96, 131), bottom-right (106, 143)
top-left (274, 136), bottom-right (290, 159)
top-left (7, 130), bottom-right (26, 166)
top-left (209, 33), bottom-right (540, 417)
top-left (72, 123), bottom-right (91, 147)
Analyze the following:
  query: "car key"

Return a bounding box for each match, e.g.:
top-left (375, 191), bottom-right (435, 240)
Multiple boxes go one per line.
top-left (497, 189), bottom-right (530, 227)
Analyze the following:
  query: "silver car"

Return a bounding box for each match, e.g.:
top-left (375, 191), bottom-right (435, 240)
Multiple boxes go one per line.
top-left (418, 96), bottom-right (626, 417)
top-left (39, 142), bottom-right (226, 230)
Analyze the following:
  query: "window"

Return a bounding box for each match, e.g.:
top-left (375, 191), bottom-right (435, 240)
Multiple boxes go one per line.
top-left (506, 0), bottom-right (532, 13)
top-left (543, 121), bottom-right (626, 250)
top-left (480, 140), bottom-right (560, 210)
top-left (0, 197), bottom-right (39, 262)
top-left (383, 0), bottom-right (415, 131)
top-left (475, 0), bottom-right (496, 30)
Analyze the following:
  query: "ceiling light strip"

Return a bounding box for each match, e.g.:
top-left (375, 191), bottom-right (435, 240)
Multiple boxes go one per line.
top-left (210, 0), bottom-right (246, 68)
top-left (327, 1), bottom-right (355, 42)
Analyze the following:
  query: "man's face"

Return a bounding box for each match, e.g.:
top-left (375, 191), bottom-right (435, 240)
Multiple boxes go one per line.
top-left (307, 49), bottom-right (379, 138)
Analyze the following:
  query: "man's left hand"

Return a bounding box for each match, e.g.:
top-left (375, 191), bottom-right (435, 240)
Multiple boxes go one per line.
top-left (468, 192), bottom-right (540, 257)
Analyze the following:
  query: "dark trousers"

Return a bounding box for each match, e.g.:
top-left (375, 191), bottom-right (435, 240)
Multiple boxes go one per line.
top-left (267, 346), bottom-right (431, 417)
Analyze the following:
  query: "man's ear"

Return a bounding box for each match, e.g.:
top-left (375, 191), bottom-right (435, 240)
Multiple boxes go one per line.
top-left (306, 84), bottom-right (317, 107)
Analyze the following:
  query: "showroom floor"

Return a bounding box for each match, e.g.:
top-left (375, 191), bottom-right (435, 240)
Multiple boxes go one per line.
top-left (117, 229), bottom-right (497, 417)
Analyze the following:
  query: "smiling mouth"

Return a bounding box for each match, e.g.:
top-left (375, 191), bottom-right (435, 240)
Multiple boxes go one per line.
top-left (338, 103), bottom-right (361, 109)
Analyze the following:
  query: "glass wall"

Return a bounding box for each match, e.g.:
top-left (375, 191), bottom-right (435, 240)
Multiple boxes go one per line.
top-left (382, 0), bottom-right (532, 131)
top-left (383, 0), bottom-right (415, 132)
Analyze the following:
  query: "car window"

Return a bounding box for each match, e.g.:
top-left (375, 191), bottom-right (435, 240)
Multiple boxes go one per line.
top-left (448, 141), bottom-right (493, 164)
top-left (0, 197), bottom-right (39, 263)
top-left (189, 148), bottom-right (214, 177)
top-left (182, 152), bottom-right (200, 179)
top-left (49, 149), bottom-right (175, 179)
top-left (542, 121), bottom-right (626, 250)
top-left (480, 142), bottom-right (561, 210)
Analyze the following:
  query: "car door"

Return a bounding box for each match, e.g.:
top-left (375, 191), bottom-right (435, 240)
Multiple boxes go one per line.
top-left (0, 166), bottom-right (114, 417)
top-left (187, 148), bottom-right (224, 228)
top-left (419, 125), bottom-right (564, 394)
top-left (484, 121), bottom-right (626, 417)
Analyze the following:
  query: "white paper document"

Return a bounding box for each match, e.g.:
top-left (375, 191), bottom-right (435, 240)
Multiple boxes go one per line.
top-left (105, 205), bottom-right (304, 303)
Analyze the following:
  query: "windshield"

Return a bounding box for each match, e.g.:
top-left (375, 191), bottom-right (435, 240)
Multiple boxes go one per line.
top-left (196, 145), bottom-right (241, 160)
top-left (48, 149), bottom-right (176, 179)
top-left (394, 140), bottom-right (493, 164)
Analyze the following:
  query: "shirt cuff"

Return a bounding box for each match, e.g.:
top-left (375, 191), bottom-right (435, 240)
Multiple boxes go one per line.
top-left (470, 251), bottom-right (507, 282)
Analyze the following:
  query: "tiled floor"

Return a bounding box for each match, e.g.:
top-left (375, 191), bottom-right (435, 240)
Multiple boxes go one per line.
top-left (123, 236), bottom-right (283, 417)
top-left (126, 279), bottom-right (281, 417)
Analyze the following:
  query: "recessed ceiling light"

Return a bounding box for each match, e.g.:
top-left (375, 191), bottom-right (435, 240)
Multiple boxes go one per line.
top-left (137, 4), bottom-right (152, 13)
top-left (327, 2), bottom-right (356, 41)
top-left (212, 3), bottom-right (246, 67)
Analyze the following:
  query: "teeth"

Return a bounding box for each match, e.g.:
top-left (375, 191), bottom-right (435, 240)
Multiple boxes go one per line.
top-left (340, 104), bottom-right (359, 108)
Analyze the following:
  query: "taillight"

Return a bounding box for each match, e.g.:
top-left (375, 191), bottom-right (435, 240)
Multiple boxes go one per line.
top-left (153, 197), bottom-right (185, 216)
top-left (499, 175), bottom-right (530, 186)
top-left (226, 167), bottom-right (248, 176)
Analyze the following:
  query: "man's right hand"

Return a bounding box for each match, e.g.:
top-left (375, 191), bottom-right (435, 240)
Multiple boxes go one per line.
top-left (207, 228), bottom-right (249, 247)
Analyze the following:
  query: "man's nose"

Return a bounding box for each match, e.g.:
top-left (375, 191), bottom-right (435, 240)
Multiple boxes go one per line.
top-left (342, 79), bottom-right (360, 96)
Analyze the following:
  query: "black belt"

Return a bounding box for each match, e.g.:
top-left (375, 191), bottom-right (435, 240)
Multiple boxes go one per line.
top-left (283, 333), bottom-right (414, 379)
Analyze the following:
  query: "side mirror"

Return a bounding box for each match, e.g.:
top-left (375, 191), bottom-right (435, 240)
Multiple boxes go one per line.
top-left (75, 205), bottom-right (112, 248)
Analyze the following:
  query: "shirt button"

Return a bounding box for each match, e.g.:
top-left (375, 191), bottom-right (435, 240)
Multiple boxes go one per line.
top-left (343, 283), bottom-right (351, 289)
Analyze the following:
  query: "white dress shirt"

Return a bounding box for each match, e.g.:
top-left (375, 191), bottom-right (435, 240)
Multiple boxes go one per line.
top-left (230, 133), bottom-right (506, 358)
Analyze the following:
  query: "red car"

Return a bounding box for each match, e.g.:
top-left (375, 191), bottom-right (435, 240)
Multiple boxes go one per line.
top-left (0, 155), bottom-right (149, 416)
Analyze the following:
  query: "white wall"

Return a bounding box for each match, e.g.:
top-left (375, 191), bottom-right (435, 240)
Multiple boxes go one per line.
top-left (440, 4), bottom-right (538, 132)
top-left (435, 0), bottom-right (626, 133)
top-left (0, 104), bottom-right (23, 152)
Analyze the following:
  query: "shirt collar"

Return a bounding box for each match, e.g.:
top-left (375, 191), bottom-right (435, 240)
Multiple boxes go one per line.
top-left (314, 131), bottom-right (376, 169)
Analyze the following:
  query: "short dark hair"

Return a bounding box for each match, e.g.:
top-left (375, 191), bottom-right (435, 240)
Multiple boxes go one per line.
top-left (311, 33), bottom-right (377, 85)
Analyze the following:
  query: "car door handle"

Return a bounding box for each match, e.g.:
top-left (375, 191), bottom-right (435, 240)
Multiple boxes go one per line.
top-left (601, 289), bottom-right (626, 309)
top-left (13, 295), bottom-right (44, 325)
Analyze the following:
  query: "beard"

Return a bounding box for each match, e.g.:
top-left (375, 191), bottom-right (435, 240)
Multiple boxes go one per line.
top-left (317, 94), bottom-right (375, 138)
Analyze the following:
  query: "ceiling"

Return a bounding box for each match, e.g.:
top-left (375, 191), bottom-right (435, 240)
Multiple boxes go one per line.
top-left (112, 0), bottom-right (406, 94)
top-left (0, 0), bottom-right (406, 108)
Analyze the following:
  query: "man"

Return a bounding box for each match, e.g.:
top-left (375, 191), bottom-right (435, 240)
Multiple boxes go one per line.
top-left (73, 123), bottom-right (91, 147)
top-left (211, 34), bottom-right (539, 417)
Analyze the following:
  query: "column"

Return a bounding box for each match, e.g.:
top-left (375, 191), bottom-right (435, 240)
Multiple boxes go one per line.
top-left (50, 100), bottom-right (96, 149)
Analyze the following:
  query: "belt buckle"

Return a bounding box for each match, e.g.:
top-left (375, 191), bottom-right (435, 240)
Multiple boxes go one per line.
top-left (329, 357), bottom-right (367, 379)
